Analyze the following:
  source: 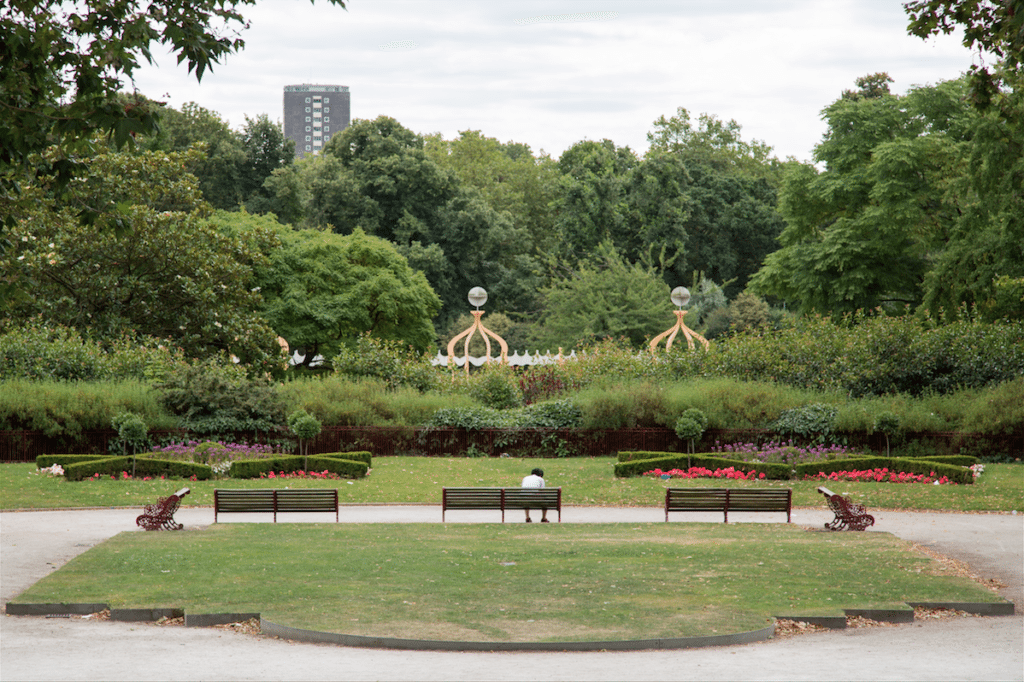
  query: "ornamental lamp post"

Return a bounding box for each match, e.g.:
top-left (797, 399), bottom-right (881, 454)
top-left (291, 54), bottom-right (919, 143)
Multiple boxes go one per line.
top-left (649, 286), bottom-right (710, 353)
top-left (446, 287), bottom-right (509, 373)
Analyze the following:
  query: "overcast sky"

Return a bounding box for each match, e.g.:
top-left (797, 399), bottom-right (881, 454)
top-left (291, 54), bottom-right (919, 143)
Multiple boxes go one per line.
top-left (131, 0), bottom-right (977, 163)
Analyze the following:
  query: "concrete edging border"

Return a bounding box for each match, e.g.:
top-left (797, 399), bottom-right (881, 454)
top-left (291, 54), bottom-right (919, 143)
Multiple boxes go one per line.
top-left (6, 600), bottom-right (1014, 648)
top-left (260, 619), bottom-right (776, 651)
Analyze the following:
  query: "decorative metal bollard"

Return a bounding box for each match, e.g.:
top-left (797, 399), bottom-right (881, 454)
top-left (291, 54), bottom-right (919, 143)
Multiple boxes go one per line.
top-left (136, 487), bottom-right (190, 531)
top-left (818, 486), bottom-right (875, 531)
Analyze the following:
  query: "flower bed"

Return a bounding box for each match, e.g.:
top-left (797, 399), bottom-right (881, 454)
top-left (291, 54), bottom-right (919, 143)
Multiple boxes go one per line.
top-left (259, 470), bottom-right (345, 480)
top-left (644, 466), bottom-right (767, 481)
top-left (803, 468), bottom-right (955, 484)
top-left (712, 440), bottom-right (860, 465)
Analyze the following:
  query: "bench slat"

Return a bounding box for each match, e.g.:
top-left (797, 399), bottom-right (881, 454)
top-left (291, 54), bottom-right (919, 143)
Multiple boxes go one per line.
top-left (665, 488), bottom-right (791, 523)
top-left (442, 487), bottom-right (561, 522)
top-left (214, 489), bottom-right (338, 522)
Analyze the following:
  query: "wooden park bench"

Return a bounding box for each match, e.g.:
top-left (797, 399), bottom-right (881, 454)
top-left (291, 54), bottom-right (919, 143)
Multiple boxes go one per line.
top-left (441, 487), bottom-right (562, 523)
top-left (818, 486), bottom-right (875, 531)
top-left (665, 488), bottom-right (792, 523)
top-left (214, 489), bottom-right (338, 523)
top-left (136, 487), bottom-right (190, 531)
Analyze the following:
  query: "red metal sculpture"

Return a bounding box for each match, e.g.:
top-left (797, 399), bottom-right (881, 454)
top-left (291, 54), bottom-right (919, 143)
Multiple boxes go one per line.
top-left (818, 486), bottom-right (875, 531)
top-left (136, 487), bottom-right (190, 531)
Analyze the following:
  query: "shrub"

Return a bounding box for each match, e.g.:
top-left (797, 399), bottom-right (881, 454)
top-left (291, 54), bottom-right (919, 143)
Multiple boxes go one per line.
top-left (575, 381), bottom-right (666, 429)
top-left (467, 364), bottom-right (524, 410)
top-left (0, 379), bottom-right (171, 441)
top-left (511, 400), bottom-right (583, 429)
top-left (316, 451), bottom-right (372, 466)
top-left (156, 360), bottom-right (287, 436)
top-left (287, 408), bottom-right (322, 460)
top-left (331, 333), bottom-right (438, 392)
top-left (64, 457), bottom-right (131, 481)
top-left (874, 411), bottom-right (901, 456)
top-left (613, 453), bottom-right (790, 480)
top-left (0, 322), bottom-right (184, 382)
top-left (36, 454), bottom-right (111, 469)
top-left (674, 417), bottom-right (703, 454)
top-left (770, 403), bottom-right (839, 445)
top-left (228, 455), bottom-right (368, 479)
top-left (422, 406), bottom-right (508, 430)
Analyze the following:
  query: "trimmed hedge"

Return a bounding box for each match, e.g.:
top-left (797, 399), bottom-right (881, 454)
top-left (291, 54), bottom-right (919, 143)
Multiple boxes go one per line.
top-left (65, 457), bottom-right (130, 481)
top-left (306, 456), bottom-right (369, 479)
top-left (37, 454), bottom-right (111, 469)
top-left (228, 455), bottom-right (369, 479)
top-left (794, 457), bottom-right (973, 484)
top-left (63, 456), bottom-right (213, 481)
top-left (900, 455), bottom-right (977, 467)
top-left (319, 451), bottom-right (372, 466)
top-left (614, 453), bottom-right (791, 480)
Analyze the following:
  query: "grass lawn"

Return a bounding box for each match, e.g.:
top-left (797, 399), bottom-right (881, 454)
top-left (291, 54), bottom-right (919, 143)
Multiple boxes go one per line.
top-left (9, 522), bottom-right (1006, 643)
top-left (2, 458), bottom-right (1021, 512)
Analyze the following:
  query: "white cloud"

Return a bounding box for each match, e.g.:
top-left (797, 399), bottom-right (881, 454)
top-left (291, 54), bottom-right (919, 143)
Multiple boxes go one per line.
top-left (131, 0), bottom-right (976, 162)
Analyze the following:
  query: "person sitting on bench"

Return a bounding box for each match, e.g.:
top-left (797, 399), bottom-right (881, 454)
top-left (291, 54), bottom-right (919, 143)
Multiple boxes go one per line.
top-left (521, 468), bottom-right (548, 523)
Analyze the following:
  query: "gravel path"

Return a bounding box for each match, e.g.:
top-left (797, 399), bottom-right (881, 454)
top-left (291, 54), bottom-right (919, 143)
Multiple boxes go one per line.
top-left (2, 505), bottom-right (1021, 681)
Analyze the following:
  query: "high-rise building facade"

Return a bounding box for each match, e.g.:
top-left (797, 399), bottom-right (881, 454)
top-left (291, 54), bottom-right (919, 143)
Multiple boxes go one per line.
top-left (282, 84), bottom-right (350, 157)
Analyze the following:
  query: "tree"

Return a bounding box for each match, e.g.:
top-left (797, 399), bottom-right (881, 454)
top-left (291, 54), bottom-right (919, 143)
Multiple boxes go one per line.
top-left (550, 139), bottom-right (638, 263)
top-left (749, 76), bottom-right (978, 314)
top-left (3, 148), bottom-right (281, 367)
top-left (529, 243), bottom-right (673, 350)
top-left (312, 116), bottom-right (536, 328)
top-left (424, 130), bottom-right (560, 252)
top-left (904, 0), bottom-right (1023, 109)
top-left (240, 113), bottom-right (295, 209)
top-left (0, 0), bottom-right (345, 180)
top-left (146, 102), bottom-right (246, 209)
top-left (256, 227), bottom-right (442, 367)
top-left (646, 107), bottom-right (781, 181)
top-left (1, 0), bottom-right (345, 302)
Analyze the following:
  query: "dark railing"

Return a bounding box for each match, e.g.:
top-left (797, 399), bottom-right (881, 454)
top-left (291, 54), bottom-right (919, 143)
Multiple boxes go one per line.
top-left (1, 427), bottom-right (1020, 463)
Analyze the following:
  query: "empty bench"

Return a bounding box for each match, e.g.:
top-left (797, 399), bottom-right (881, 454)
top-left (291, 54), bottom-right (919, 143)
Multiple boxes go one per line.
top-left (442, 487), bottom-right (562, 522)
top-left (665, 488), bottom-right (791, 523)
top-left (214, 489), bottom-right (339, 522)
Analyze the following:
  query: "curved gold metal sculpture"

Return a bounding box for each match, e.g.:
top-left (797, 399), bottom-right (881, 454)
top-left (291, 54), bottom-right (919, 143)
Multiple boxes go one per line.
top-left (446, 310), bottom-right (509, 374)
top-left (649, 309), bottom-right (709, 353)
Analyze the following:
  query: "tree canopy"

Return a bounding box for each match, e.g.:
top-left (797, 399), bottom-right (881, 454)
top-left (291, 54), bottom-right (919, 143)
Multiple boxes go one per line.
top-left (3, 149), bottom-right (281, 366)
top-left (249, 224), bottom-right (442, 366)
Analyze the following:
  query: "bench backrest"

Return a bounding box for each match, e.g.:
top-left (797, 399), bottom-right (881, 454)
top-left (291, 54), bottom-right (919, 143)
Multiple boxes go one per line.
top-left (215, 489), bottom-right (276, 513)
top-left (214, 489), bottom-right (338, 521)
top-left (666, 488), bottom-right (729, 511)
top-left (442, 488), bottom-right (504, 509)
top-left (276, 489), bottom-right (338, 513)
top-left (727, 489), bottom-right (791, 512)
top-left (502, 488), bottom-right (561, 510)
top-left (665, 487), bottom-right (792, 522)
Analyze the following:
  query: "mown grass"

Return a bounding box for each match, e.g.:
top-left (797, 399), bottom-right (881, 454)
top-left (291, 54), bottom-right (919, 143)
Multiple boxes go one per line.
top-left (10, 523), bottom-right (1005, 642)
top-left (2, 459), bottom-right (1021, 512)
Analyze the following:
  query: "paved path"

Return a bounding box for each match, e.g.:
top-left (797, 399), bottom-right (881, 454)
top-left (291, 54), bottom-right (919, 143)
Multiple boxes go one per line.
top-left (2, 505), bottom-right (1021, 681)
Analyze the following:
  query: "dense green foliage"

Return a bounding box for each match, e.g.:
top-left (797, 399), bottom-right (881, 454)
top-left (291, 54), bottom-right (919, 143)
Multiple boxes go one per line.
top-left (3, 149), bottom-right (282, 367)
top-left (750, 73), bottom-right (1023, 320)
top-left (0, 323), bottom-right (183, 382)
top-left (154, 361), bottom-right (287, 436)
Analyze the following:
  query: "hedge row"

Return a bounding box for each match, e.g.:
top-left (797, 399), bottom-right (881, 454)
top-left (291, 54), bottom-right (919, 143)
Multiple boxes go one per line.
top-left (227, 454), bottom-right (369, 479)
top-left (613, 453), bottom-right (791, 480)
top-left (794, 457), bottom-right (974, 484)
top-left (62, 457), bottom-right (214, 481)
top-left (614, 450), bottom-right (975, 484)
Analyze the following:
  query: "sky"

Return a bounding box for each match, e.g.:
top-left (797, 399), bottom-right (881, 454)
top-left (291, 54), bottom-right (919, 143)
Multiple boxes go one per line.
top-left (131, 0), bottom-right (978, 163)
